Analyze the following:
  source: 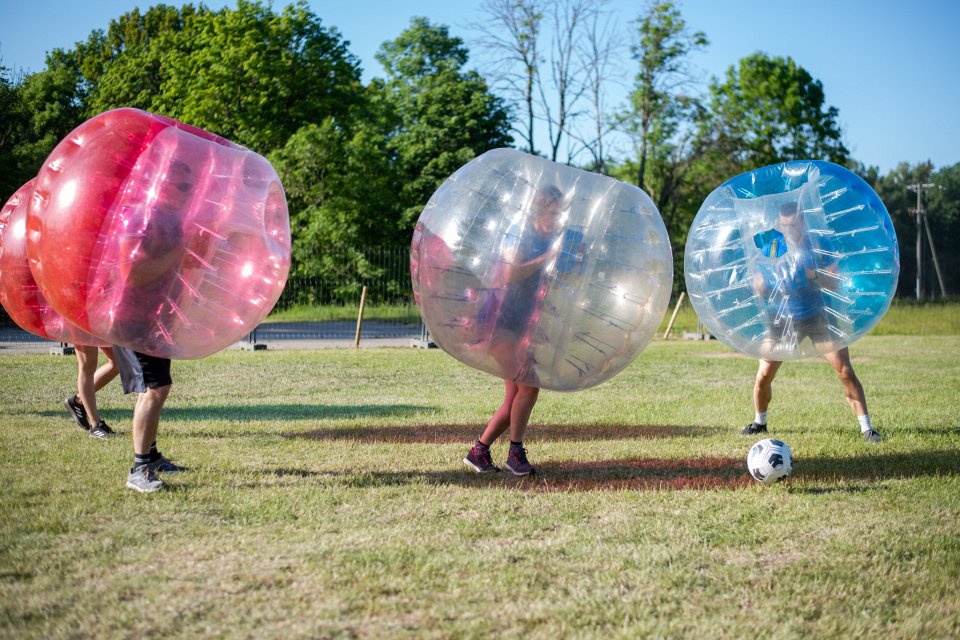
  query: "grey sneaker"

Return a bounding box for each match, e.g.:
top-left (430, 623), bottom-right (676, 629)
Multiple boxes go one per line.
top-left (863, 429), bottom-right (883, 443)
top-left (126, 465), bottom-right (165, 493)
top-left (89, 420), bottom-right (116, 439)
top-left (740, 422), bottom-right (768, 435)
top-left (64, 396), bottom-right (90, 430)
top-left (464, 444), bottom-right (500, 473)
top-left (504, 444), bottom-right (536, 476)
top-left (149, 455), bottom-right (188, 474)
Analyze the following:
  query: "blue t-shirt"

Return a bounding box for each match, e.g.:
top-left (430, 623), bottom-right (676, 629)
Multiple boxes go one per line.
top-left (758, 237), bottom-right (834, 320)
top-left (492, 224), bottom-right (555, 335)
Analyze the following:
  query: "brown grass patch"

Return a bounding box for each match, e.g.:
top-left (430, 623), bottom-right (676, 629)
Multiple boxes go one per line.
top-left (290, 423), bottom-right (703, 443)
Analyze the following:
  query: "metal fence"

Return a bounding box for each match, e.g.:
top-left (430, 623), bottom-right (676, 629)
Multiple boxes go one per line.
top-left (0, 246), bottom-right (426, 352)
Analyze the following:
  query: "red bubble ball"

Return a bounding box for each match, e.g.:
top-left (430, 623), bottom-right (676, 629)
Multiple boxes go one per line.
top-left (0, 179), bottom-right (107, 345)
top-left (27, 108), bottom-right (291, 358)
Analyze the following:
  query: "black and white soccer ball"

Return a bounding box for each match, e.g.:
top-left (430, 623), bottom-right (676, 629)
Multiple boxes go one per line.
top-left (747, 438), bottom-right (793, 483)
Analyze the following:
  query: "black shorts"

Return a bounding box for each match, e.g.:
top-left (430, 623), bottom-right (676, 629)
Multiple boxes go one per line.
top-left (114, 346), bottom-right (173, 394)
top-left (770, 314), bottom-right (833, 345)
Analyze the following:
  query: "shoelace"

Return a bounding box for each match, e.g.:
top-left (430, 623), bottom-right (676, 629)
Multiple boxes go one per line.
top-left (473, 447), bottom-right (493, 466)
top-left (510, 446), bottom-right (528, 464)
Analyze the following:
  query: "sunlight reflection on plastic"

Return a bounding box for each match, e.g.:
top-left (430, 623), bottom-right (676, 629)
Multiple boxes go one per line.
top-left (411, 149), bottom-right (673, 391)
top-left (684, 160), bottom-right (899, 360)
top-left (27, 108), bottom-right (291, 359)
top-left (0, 179), bottom-right (107, 345)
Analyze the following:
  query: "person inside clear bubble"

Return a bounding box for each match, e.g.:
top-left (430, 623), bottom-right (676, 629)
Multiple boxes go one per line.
top-left (742, 201), bottom-right (882, 443)
top-left (464, 184), bottom-right (564, 476)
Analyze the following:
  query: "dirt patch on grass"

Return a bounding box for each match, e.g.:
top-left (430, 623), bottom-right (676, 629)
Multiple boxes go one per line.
top-left (514, 456), bottom-right (752, 491)
top-left (290, 423), bottom-right (706, 444)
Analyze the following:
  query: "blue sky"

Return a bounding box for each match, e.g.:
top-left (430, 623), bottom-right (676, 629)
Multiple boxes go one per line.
top-left (1, 0), bottom-right (957, 174)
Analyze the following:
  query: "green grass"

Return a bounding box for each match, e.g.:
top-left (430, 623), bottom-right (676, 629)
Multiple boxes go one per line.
top-left (265, 299), bottom-right (960, 337)
top-left (1, 323), bottom-right (959, 636)
top-left (266, 302), bottom-right (421, 324)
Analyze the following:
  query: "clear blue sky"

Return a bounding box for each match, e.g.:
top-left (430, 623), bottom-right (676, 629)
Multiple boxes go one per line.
top-left (1, 0), bottom-right (957, 174)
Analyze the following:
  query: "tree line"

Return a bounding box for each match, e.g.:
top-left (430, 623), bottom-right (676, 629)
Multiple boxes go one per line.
top-left (1, 0), bottom-right (956, 301)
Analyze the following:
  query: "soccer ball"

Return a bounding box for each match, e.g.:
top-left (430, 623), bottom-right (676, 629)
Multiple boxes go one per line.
top-left (747, 438), bottom-right (792, 483)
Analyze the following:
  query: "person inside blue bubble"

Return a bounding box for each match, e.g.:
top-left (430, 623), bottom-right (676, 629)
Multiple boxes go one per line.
top-left (464, 184), bottom-right (565, 476)
top-left (741, 202), bottom-right (883, 443)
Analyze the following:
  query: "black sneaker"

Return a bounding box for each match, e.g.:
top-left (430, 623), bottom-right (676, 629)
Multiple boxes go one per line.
top-left (504, 444), bottom-right (536, 476)
top-left (89, 420), bottom-right (116, 439)
top-left (740, 422), bottom-right (768, 435)
top-left (64, 396), bottom-right (90, 430)
top-left (863, 429), bottom-right (883, 443)
top-left (464, 445), bottom-right (500, 473)
top-left (149, 455), bottom-right (188, 474)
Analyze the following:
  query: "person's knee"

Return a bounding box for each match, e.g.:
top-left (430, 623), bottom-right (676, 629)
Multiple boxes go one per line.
top-left (517, 385), bottom-right (539, 403)
top-left (148, 384), bottom-right (172, 403)
top-left (755, 367), bottom-right (776, 387)
top-left (836, 365), bottom-right (860, 390)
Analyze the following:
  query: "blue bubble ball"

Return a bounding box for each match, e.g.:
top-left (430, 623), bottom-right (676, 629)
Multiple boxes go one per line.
top-left (684, 160), bottom-right (899, 360)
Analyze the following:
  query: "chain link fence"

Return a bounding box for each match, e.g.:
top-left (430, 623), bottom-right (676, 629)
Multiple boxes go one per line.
top-left (0, 246), bottom-right (426, 352)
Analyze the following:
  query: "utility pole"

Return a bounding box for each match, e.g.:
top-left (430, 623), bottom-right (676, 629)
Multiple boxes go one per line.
top-left (907, 183), bottom-right (943, 299)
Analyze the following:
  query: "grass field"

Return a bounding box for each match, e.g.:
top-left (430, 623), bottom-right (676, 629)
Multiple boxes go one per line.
top-left (1, 313), bottom-right (959, 637)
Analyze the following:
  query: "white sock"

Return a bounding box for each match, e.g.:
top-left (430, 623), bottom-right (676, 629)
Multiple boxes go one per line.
top-left (858, 414), bottom-right (873, 433)
top-left (755, 411), bottom-right (767, 426)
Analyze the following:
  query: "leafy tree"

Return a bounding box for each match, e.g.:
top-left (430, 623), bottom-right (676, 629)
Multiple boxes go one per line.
top-left (1, 51), bottom-right (86, 192)
top-left (81, 4), bottom-right (199, 116)
top-left (85, 1), bottom-right (363, 155)
top-left (611, 1), bottom-right (708, 291)
top-left (0, 63), bottom-right (31, 199)
top-left (375, 17), bottom-right (513, 229)
top-left (616, 1), bottom-right (707, 193)
top-left (703, 52), bottom-right (849, 173)
top-left (268, 115), bottom-right (397, 291)
top-left (862, 161), bottom-right (959, 298)
top-left (927, 162), bottom-right (960, 297)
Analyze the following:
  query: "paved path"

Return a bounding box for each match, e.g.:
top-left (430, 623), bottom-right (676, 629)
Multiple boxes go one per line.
top-left (0, 320), bottom-right (430, 355)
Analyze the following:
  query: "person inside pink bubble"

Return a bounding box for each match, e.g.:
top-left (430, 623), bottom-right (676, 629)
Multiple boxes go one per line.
top-left (113, 158), bottom-right (193, 493)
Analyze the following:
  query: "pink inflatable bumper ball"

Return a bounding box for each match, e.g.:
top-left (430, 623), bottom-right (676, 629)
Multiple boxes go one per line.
top-left (0, 179), bottom-right (107, 345)
top-left (27, 108), bottom-right (291, 359)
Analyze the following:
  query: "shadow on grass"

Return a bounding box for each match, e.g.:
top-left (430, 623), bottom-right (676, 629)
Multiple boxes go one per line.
top-left (40, 403), bottom-right (429, 423)
top-left (288, 423), bottom-right (710, 443)
top-left (234, 449), bottom-right (960, 493)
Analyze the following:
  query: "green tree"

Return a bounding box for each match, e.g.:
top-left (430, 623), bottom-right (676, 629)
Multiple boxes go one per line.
top-left (612, 1), bottom-right (708, 290)
top-left (927, 162), bottom-right (960, 297)
top-left (84, 1), bottom-right (363, 155)
top-left (703, 52), bottom-right (849, 173)
top-left (268, 114), bottom-right (397, 290)
top-left (3, 51), bottom-right (86, 190)
top-left (375, 17), bottom-right (513, 229)
top-left (616, 1), bottom-right (707, 194)
top-left (862, 161), bottom-right (959, 298)
top-left (81, 4), bottom-right (199, 115)
top-left (0, 63), bottom-right (30, 199)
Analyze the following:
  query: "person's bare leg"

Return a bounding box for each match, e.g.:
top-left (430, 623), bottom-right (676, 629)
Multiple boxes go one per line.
top-left (479, 381), bottom-right (518, 445)
top-left (754, 359), bottom-right (783, 414)
top-left (822, 348), bottom-right (868, 417)
top-left (509, 384), bottom-right (540, 443)
top-left (94, 346), bottom-right (119, 392)
top-left (74, 345), bottom-right (103, 424)
top-left (132, 385), bottom-right (170, 456)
